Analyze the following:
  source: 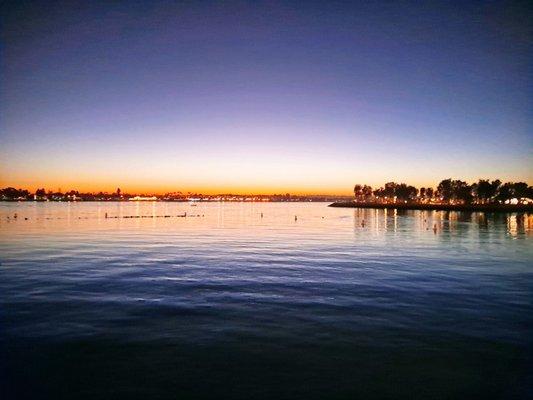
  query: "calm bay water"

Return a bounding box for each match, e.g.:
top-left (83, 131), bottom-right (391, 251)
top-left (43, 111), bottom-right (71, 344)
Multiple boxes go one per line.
top-left (1, 202), bottom-right (532, 399)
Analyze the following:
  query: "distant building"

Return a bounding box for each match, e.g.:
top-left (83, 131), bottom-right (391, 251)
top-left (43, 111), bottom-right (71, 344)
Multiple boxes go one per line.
top-left (129, 196), bottom-right (158, 201)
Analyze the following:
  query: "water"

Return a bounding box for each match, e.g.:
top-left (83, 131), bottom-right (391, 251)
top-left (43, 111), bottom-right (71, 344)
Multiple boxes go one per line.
top-left (1, 202), bottom-right (532, 399)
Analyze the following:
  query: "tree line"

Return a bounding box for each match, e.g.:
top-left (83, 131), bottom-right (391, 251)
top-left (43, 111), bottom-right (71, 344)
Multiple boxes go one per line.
top-left (0, 187), bottom-right (123, 201)
top-left (354, 179), bottom-right (532, 204)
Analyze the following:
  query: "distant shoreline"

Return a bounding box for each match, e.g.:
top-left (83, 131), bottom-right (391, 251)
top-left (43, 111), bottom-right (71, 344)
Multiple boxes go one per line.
top-left (329, 201), bottom-right (533, 213)
top-left (0, 200), bottom-right (337, 203)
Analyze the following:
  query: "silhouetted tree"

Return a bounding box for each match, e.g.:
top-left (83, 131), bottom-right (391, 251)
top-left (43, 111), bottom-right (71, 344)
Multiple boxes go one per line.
top-left (437, 179), bottom-right (453, 202)
top-left (495, 182), bottom-right (532, 203)
top-left (383, 182), bottom-right (396, 198)
top-left (362, 185), bottom-right (373, 200)
top-left (496, 182), bottom-right (514, 202)
top-left (452, 180), bottom-right (473, 204)
top-left (353, 184), bottom-right (363, 200)
top-left (0, 187), bottom-right (30, 200)
top-left (395, 184), bottom-right (418, 201)
top-left (473, 179), bottom-right (501, 203)
top-left (436, 179), bottom-right (473, 203)
top-left (512, 182), bottom-right (529, 199)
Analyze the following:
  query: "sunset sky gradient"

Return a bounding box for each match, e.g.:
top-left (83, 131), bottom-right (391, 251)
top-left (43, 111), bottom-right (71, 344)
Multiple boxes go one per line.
top-left (1, 1), bottom-right (531, 194)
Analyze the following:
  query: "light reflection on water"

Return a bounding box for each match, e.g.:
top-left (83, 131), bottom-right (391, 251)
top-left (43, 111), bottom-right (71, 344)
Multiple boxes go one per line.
top-left (0, 202), bottom-right (532, 399)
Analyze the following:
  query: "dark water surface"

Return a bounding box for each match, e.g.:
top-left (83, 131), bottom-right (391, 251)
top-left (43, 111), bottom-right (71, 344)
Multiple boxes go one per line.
top-left (1, 202), bottom-right (532, 399)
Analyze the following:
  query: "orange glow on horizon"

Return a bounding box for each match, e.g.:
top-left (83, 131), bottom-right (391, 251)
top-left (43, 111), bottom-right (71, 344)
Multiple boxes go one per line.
top-left (0, 177), bottom-right (472, 196)
top-left (2, 163), bottom-right (530, 197)
top-left (0, 181), bottom-right (356, 196)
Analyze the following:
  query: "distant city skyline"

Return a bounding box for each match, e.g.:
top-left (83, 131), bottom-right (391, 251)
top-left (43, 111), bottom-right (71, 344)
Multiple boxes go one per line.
top-left (1, 1), bottom-right (531, 194)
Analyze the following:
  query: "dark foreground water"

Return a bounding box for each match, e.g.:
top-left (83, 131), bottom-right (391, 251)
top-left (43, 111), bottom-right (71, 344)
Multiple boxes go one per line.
top-left (1, 202), bottom-right (532, 399)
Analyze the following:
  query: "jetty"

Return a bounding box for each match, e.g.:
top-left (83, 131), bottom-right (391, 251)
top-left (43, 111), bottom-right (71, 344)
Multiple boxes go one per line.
top-left (328, 202), bottom-right (533, 213)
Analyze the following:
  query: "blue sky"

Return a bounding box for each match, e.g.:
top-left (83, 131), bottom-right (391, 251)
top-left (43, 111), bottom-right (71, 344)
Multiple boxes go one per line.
top-left (1, 0), bottom-right (531, 193)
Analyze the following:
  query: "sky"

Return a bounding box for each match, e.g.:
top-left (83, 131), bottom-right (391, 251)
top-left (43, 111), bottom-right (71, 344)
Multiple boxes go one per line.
top-left (1, 0), bottom-right (531, 194)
